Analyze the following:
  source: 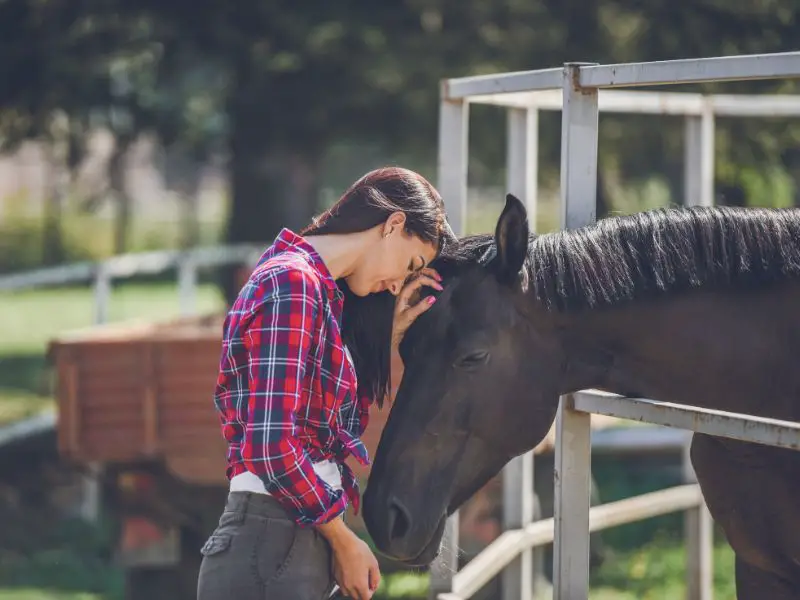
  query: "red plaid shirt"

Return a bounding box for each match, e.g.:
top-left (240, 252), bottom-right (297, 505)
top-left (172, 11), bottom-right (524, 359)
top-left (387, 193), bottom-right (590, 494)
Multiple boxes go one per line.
top-left (214, 228), bottom-right (371, 526)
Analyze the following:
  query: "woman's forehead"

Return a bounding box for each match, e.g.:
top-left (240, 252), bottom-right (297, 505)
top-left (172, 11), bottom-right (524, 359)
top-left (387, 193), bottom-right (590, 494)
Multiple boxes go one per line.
top-left (411, 237), bottom-right (438, 264)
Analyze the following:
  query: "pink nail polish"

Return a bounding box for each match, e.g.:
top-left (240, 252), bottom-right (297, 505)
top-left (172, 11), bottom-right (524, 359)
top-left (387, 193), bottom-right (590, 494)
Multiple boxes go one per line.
top-left (427, 296), bottom-right (436, 305)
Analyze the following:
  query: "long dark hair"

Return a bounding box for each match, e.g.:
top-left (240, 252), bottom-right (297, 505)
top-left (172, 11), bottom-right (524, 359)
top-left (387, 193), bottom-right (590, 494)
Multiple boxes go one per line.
top-left (300, 167), bottom-right (456, 408)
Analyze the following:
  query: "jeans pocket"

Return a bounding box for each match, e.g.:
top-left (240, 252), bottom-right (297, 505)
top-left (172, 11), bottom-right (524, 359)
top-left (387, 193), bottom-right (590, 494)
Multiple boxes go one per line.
top-left (251, 517), bottom-right (299, 587)
top-left (200, 533), bottom-right (232, 557)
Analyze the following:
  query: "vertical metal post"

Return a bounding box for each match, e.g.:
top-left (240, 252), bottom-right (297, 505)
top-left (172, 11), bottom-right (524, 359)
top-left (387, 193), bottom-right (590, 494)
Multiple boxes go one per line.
top-left (559, 63), bottom-right (599, 231)
top-left (430, 81), bottom-right (469, 600)
top-left (178, 253), bottom-right (198, 316)
top-left (88, 262), bottom-right (111, 523)
top-left (683, 104), bottom-right (715, 207)
top-left (79, 462), bottom-right (103, 523)
top-left (503, 105), bottom-right (539, 600)
top-left (554, 396), bottom-right (593, 600)
top-left (93, 262), bottom-right (111, 325)
top-left (438, 81), bottom-right (470, 236)
top-left (553, 62), bottom-right (599, 600)
top-left (683, 441), bottom-right (714, 600)
top-left (506, 107), bottom-right (539, 232)
top-left (502, 453), bottom-right (534, 600)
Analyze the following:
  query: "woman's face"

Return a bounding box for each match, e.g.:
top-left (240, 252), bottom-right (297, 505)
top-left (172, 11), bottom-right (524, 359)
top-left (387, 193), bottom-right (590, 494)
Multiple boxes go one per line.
top-left (347, 213), bottom-right (438, 297)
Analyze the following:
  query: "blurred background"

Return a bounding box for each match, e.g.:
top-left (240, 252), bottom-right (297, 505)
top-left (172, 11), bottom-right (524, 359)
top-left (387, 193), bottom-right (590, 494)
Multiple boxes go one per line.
top-left (0, 0), bottom-right (799, 598)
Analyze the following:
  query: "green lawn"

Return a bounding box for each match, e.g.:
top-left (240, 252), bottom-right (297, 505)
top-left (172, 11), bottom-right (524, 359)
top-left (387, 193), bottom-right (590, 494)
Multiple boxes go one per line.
top-left (0, 592), bottom-right (105, 600)
top-left (368, 540), bottom-right (738, 599)
top-left (0, 281), bottom-right (226, 424)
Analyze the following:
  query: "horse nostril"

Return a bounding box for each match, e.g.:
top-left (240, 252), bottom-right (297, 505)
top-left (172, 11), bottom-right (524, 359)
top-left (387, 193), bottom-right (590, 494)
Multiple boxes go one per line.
top-left (387, 497), bottom-right (412, 541)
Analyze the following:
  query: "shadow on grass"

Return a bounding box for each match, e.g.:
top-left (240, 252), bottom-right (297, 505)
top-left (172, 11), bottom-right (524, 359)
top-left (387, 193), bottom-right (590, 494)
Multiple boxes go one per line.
top-left (0, 352), bottom-right (53, 424)
top-left (0, 353), bottom-right (49, 394)
top-left (0, 510), bottom-right (123, 599)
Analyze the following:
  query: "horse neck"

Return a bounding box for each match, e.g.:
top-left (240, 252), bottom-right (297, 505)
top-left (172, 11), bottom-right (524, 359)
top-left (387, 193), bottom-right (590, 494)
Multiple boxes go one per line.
top-left (559, 283), bottom-right (800, 421)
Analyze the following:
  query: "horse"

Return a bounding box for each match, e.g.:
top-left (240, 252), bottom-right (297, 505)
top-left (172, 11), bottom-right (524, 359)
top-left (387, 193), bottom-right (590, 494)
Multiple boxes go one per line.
top-left (362, 194), bottom-right (800, 598)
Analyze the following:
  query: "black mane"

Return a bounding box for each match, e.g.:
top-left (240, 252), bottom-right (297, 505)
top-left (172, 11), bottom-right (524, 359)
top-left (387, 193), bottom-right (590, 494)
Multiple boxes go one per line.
top-left (435, 206), bottom-right (800, 312)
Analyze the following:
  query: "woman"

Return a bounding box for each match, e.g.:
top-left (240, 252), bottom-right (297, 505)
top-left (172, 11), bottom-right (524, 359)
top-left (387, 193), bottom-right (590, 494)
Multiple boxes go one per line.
top-left (197, 167), bottom-right (456, 600)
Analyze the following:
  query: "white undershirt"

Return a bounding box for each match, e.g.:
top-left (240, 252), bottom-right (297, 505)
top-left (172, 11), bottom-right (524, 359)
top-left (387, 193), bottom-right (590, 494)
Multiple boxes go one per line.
top-left (229, 459), bottom-right (343, 495)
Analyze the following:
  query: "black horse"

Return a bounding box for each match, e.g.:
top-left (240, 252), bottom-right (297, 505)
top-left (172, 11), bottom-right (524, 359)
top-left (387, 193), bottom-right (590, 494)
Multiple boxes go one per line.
top-left (363, 194), bottom-right (800, 598)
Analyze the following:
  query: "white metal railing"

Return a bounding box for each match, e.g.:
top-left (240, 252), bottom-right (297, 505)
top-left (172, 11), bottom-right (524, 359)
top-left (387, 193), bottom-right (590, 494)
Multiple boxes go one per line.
top-left (438, 484), bottom-right (704, 600)
top-left (0, 244), bottom-right (262, 324)
top-left (553, 394), bottom-right (800, 600)
top-left (433, 51), bottom-right (800, 600)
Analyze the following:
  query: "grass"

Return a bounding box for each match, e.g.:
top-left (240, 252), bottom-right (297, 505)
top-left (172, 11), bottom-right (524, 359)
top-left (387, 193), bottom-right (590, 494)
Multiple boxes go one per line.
top-left (590, 538), bottom-right (736, 599)
top-left (0, 592), bottom-right (105, 600)
top-left (0, 280), bottom-right (226, 424)
top-left (366, 540), bottom-right (737, 599)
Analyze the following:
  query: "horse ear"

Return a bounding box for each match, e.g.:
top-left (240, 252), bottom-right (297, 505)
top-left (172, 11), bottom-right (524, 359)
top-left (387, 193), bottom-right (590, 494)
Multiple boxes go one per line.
top-left (493, 193), bottom-right (529, 285)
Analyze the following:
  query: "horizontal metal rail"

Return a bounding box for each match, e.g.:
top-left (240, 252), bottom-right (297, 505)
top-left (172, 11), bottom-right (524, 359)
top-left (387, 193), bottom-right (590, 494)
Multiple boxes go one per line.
top-left (572, 390), bottom-right (800, 451)
top-left (443, 67), bottom-right (564, 99)
top-left (0, 244), bottom-right (262, 292)
top-left (438, 484), bottom-right (703, 600)
top-left (466, 88), bottom-right (800, 118)
top-left (579, 51), bottom-right (800, 88)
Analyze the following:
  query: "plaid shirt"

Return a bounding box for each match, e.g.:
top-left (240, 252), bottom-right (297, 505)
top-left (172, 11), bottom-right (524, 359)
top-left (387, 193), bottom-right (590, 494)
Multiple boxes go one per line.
top-left (214, 228), bottom-right (371, 526)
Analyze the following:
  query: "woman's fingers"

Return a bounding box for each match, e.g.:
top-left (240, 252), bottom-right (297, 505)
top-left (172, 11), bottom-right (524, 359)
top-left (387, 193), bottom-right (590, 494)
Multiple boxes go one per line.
top-left (419, 266), bottom-right (442, 282)
top-left (408, 294), bottom-right (436, 320)
top-left (397, 274), bottom-right (441, 309)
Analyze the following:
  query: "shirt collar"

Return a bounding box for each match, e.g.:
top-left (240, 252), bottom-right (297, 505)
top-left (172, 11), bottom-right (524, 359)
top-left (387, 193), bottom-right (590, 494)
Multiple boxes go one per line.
top-left (272, 228), bottom-right (343, 301)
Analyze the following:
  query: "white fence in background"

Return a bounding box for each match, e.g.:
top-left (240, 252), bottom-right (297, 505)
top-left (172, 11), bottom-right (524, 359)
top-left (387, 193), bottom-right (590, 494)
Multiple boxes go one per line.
top-left (434, 51), bottom-right (800, 600)
top-left (0, 244), bottom-right (262, 322)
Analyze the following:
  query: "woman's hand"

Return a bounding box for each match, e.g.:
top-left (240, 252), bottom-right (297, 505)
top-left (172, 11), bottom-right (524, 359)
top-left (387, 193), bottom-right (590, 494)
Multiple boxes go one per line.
top-left (331, 533), bottom-right (381, 600)
top-left (391, 267), bottom-right (443, 348)
top-left (317, 518), bottom-right (381, 600)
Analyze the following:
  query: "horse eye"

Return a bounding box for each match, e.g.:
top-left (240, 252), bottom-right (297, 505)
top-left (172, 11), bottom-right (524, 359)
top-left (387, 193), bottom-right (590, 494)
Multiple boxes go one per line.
top-left (456, 350), bottom-right (490, 369)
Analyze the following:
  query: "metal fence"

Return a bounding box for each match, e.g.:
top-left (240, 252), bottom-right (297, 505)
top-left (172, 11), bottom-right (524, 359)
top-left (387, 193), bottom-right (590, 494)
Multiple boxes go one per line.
top-left (433, 51), bottom-right (800, 600)
top-left (0, 244), bottom-right (263, 322)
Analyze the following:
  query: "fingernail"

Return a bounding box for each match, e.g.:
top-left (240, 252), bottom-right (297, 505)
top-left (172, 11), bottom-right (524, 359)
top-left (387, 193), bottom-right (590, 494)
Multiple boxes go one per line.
top-left (435, 273), bottom-right (443, 281)
top-left (427, 296), bottom-right (436, 305)
top-left (433, 282), bottom-right (443, 290)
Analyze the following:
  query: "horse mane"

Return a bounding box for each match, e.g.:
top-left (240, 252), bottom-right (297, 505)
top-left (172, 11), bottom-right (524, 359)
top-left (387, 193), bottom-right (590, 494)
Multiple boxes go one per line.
top-left (437, 206), bottom-right (800, 312)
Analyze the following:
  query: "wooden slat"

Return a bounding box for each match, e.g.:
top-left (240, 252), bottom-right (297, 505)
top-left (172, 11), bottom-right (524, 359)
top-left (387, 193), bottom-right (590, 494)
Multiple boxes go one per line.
top-left (65, 355), bottom-right (80, 457)
top-left (142, 342), bottom-right (159, 456)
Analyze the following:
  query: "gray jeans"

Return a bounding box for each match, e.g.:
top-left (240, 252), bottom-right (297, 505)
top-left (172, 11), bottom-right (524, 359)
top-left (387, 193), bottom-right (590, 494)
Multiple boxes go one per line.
top-left (197, 492), bottom-right (335, 600)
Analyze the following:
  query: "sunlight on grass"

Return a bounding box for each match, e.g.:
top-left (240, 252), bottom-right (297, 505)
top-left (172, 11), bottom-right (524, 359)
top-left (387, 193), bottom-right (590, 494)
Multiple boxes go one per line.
top-left (0, 282), bottom-right (225, 354)
top-left (0, 281), bottom-right (226, 425)
top-left (0, 592), bottom-right (104, 600)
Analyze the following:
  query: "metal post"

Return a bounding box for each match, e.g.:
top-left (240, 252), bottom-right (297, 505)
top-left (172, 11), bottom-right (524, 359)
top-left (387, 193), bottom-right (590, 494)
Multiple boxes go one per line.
top-left (79, 462), bottom-right (103, 523)
top-left (93, 263), bottom-right (111, 325)
top-left (559, 64), bottom-right (600, 231)
top-left (506, 107), bottom-right (539, 232)
top-left (554, 62), bottom-right (599, 600)
top-left (503, 105), bottom-right (540, 600)
top-left (89, 263), bottom-right (112, 522)
top-left (683, 441), bottom-right (714, 600)
top-left (438, 81), bottom-right (470, 236)
top-left (178, 253), bottom-right (198, 316)
top-left (554, 395), bottom-right (593, 600)
top-left (502, 453), bottom-right (534, 600)
top-left (683, 105), bottom-right (715, 207)
top-left (430, 82), bottom-right (469, 600)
